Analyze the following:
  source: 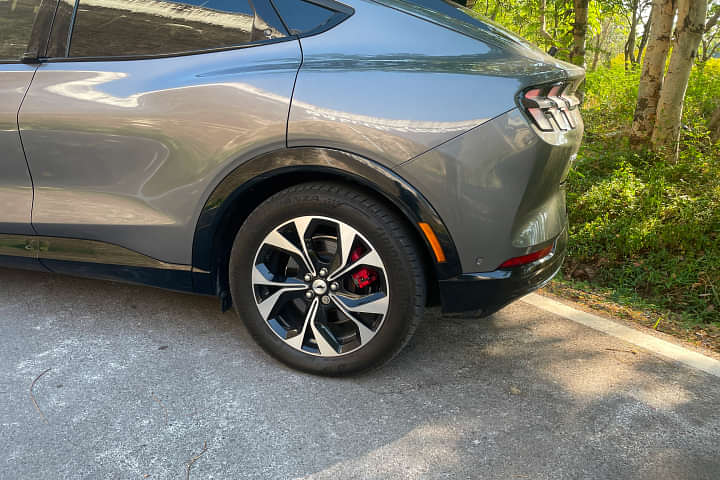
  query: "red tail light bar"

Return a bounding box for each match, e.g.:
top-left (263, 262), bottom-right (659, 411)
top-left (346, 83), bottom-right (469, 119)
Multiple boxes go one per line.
top-left (499, 244), bottom-right (553, 269)
top-left (521, 82), bottom-right (580, 132)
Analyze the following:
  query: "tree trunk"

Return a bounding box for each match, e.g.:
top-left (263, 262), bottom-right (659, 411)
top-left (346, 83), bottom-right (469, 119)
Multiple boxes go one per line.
top-left (651, 0), bottom-right (708, 159)
top-left (571, 0), bottom-right (589, 66)
top-left (625, 0), bottom-right (639, 69)
top-left (629, 0), bottom-right (677, 148)
top-left (710, 104), bottom-right (720, 143)
top-left (701, 9), bottom-right (720, 62)
top-left (591, 34), bottom-right (602, 70)
top-left (636, 7), bottom-right (653, 63)
top-left (592, 19), bottom-right (613, 71)
top-left (538, 0), bottom-right (555, 45)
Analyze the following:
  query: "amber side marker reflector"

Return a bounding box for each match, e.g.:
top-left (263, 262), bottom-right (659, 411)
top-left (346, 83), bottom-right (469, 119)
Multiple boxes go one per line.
top-left (499, 245), bottom-right (553, 269)
top-left (418, 222), bottom-right (447, 263)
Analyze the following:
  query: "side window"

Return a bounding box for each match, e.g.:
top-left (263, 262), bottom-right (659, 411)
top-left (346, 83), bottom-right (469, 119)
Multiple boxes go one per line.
top-left (68, 0), bottom-right (287, 58)
top-left (271, 0), bottom-right (352, 36)
top-left (0, 0), bottom-right (43, 61)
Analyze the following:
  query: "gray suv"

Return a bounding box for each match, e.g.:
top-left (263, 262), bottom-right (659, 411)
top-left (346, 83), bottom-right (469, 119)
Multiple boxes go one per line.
top-left (1, 0), bottom-right (583, 374)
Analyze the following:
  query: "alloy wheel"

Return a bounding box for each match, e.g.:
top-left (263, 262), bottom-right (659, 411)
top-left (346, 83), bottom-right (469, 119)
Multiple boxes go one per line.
top-left (251, 215), bottom-right (390, 357)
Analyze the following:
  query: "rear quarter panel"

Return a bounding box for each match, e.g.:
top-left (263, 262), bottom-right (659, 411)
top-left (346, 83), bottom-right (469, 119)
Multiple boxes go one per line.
top-left (287, 0), bottom-right (567, 167)
top-left (397, 108), bottom-right (583, 272)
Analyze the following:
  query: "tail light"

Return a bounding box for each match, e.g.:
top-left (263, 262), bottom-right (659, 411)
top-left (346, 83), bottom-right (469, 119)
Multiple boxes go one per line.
top-left (521, 82), bottom-right (580, 132)
top-left (499, 245), bottom-right (553, 268)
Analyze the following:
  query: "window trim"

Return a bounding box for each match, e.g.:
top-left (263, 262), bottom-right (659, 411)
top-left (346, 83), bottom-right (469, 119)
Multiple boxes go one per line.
top-left (43, 0), bottom-right (291, 63)
top-left (44, 37), bottom-right (295, 63)
top-left (45, 0), bottom-right (77, 58)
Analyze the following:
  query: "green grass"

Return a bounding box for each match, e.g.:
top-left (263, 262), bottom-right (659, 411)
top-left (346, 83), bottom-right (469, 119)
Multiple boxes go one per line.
top-left (562, 58), bottom-right (720, 325)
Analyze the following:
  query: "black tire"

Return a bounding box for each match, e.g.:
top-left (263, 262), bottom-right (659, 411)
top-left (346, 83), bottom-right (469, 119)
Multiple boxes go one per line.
top-left (228, 182), bottom-right (426, 375)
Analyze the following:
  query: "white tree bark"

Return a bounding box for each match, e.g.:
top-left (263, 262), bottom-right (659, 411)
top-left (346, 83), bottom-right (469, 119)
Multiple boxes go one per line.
top-left (629, 0), bottom-right (677, 148)
top-left (539, 0), bottom-right (556, 44)
top-left (651, 0), bottom-right (708, 158)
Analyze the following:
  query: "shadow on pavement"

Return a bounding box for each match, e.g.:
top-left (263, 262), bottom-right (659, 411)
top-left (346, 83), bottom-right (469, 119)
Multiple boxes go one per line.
top-left (1, 267), bottom-right (718, 479)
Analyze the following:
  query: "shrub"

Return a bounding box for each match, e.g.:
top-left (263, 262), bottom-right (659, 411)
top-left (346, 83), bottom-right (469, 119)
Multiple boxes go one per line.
top-left (565, 61), bottom-right (720, 324)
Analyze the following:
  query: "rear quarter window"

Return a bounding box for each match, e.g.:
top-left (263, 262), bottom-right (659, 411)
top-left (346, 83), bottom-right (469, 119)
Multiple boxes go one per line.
top-left (271, 0), bottom-right (353, 36)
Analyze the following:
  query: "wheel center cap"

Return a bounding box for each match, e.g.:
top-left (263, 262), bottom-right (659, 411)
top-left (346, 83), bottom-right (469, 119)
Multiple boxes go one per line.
top-left (311, 279), bottom-right (328, 295)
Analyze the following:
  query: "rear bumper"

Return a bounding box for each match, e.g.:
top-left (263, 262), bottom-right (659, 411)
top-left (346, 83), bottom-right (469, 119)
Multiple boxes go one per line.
top-left (438, 227), bottom-right (567, 317)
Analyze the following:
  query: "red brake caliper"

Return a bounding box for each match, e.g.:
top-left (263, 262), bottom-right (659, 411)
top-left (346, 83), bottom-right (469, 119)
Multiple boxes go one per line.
top-left (350, 247), bottom-right (378, 289)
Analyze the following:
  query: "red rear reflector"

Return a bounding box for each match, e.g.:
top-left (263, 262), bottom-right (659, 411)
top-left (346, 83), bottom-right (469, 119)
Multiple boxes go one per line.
top-left (499, 245), bottom-right (553, 268)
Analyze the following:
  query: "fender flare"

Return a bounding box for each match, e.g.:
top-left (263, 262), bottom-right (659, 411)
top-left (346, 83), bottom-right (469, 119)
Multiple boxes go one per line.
top-left (191, 147), bottom-right (461, 294)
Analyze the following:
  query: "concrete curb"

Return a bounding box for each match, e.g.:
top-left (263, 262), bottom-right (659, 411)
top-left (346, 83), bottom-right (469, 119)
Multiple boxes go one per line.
top-left (522, 293), bottom-right (720, 378)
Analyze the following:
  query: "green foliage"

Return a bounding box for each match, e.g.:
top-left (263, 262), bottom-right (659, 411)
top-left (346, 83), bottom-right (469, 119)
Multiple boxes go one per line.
top-left (566, 60), bottom-right (720, 324)
top-left (582, 57), bottom-right (640, 126)
top-left (472, 0), bottom-right (577, 58)
top-left (684, 60), bottom-right (720, 126)
top-left (472, 1), bottom-right (720, 325)
top-left (471, 0), bottom-right (632, 65)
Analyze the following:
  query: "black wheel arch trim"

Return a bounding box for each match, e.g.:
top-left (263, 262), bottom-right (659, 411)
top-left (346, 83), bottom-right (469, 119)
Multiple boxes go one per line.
top-left (191, 147), bottom-right (462, 296)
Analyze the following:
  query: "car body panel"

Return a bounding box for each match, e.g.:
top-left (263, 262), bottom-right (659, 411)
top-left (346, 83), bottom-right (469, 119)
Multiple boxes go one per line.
top-left (19, 41), bottom-right (301, 265)
top-left (368, 0), bottom-right (585, 79)
top-left (396, 107), bottom-right (583, 273)
top-left (0, 0), bottom-right (585, 317)
top-left (287, 0), bottom-right (572, 167)
top-left (0, 231), bottom-right (194, 290)
top-left (0, 65), bottom-right (36, 236)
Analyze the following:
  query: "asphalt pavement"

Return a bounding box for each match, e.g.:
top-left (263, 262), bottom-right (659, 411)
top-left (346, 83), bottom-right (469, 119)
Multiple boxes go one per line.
top-left (1, 267), bottom-right (719, 479)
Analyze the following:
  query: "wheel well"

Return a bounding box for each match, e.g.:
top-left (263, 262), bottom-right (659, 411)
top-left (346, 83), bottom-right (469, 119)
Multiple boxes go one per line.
top-left (209, 171), bottom-right (440, 307)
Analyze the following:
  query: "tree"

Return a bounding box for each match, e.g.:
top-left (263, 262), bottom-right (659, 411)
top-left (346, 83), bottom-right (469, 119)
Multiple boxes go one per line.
top-left (590, 17), bottom-right (618, 69)
top-left (539, 0), bottom-right (558, 45)
top-left (629, 0), bottom-right (677, 147)
top-left (651, 0), bottom-right (708, 157)
top-left (624, 0), bottom-right (641, 66)
top-left (621, 0), bottom-right (652, 68)
top-left (636, 5), bottom-right (654, 61)
top-left (572, 0), bottom-right (591, 65)
top-left (470, 0), bottom-right (657, 67)
top-left (699, 4), bottom-right (720, 62)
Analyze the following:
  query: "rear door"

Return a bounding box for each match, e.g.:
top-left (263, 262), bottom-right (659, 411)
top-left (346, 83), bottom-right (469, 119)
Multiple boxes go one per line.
top-left (18, 0), bottom-right (300, 276)
top-left (0, 0), bottom-right (51, 269)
